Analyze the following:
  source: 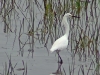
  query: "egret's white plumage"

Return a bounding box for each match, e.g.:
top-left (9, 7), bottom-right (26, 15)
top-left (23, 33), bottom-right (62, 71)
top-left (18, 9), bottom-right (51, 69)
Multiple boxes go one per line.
top-left (50, 13), bottom-right (72, 52)
top-left (50, 35), bottom-right (68, 52)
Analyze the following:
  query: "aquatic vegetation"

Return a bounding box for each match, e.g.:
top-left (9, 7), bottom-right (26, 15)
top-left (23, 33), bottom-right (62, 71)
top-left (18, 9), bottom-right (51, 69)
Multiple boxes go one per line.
top-left (0, 0), bottom-right (99, 75)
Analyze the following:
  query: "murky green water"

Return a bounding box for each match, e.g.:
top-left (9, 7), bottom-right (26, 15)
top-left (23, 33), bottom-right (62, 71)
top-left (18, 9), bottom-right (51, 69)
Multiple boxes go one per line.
top-left (0, 0), bottom-right (99, 75)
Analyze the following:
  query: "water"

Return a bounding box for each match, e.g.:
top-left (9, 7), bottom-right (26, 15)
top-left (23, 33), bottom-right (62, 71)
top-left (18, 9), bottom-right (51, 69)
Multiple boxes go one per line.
top-left (0, 0), bottom-right (99, 75)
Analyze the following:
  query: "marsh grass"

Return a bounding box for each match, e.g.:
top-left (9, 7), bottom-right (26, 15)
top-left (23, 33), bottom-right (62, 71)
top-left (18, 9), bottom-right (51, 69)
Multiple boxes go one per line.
top-left (1, 53), bottom-right (27, 75)
top-left (3, 54), bottom-right (17, 75)
top-left (0, 0), bottom-right (100, 75)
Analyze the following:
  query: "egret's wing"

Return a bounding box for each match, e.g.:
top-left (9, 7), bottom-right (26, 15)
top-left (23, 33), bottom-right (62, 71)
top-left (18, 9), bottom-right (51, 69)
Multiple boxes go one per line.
top-left (50, 35), bottom-right (68, 52)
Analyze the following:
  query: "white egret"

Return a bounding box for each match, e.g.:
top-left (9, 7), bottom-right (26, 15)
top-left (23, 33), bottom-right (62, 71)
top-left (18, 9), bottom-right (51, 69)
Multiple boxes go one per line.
top-left (50, 13), bottom-right (78, 64)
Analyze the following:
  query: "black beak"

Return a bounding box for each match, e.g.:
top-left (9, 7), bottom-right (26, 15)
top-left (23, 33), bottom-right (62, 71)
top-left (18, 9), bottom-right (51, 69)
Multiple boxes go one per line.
top-left (72, 15), bottom-right (80, 18)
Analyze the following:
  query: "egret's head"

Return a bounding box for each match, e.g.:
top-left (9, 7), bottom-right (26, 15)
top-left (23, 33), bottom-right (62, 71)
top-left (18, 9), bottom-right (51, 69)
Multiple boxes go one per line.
top-left (64, 13), bottom-right (80, 18)
top-left (61, 13), bottom-right (80, 26)
top-left (64, 13), bottom-right (72, 18)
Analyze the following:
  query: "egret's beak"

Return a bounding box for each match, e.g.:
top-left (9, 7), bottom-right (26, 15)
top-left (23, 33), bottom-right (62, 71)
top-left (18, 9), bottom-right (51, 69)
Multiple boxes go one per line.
top-left (72, 15), bottom-right (80, 18)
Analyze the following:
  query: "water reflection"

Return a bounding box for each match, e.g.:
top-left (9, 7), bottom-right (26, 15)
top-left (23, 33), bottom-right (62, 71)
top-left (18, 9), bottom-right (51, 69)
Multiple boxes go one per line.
top-left (50, 63), bottom-right (64, 75)
top-left (0, 0), bottom-right (100, 75)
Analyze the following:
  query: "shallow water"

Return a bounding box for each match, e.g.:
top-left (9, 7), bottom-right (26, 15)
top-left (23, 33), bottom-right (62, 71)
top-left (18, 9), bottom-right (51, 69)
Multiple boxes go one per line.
top-left (0, 0), bottom-right (99, 75)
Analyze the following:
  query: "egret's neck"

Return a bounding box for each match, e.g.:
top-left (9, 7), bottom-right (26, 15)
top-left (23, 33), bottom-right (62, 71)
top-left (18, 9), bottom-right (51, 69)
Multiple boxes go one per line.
top-left (63, 17), bottom-right (69, 38)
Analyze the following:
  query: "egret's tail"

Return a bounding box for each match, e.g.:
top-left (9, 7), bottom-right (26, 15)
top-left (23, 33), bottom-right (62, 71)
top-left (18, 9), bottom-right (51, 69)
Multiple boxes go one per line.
top-left (50, 49), bottom-right (54, 53)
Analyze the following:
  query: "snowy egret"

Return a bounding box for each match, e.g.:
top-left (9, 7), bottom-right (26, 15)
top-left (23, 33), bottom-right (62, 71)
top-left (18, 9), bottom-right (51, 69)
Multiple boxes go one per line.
top-left (50, 13), bottom-right (78, 65)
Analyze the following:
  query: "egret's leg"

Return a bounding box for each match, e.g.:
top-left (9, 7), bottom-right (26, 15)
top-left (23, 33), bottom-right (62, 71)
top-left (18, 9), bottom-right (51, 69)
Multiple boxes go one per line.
top-left (58, 53), bottom-right (63, 65)
top-left (56, 50), bottom-right (63, 65)
top-left (56, 50), bottom-right (60, 64)
top-left (57, 53), bottom-right (60, 67)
